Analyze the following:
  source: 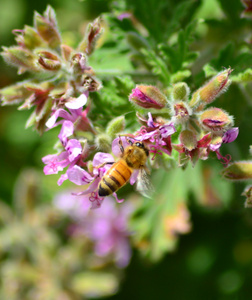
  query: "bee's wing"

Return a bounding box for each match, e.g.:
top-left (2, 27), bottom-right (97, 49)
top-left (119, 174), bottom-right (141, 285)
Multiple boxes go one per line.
top-left (136, 168), bottom-right (154, 198)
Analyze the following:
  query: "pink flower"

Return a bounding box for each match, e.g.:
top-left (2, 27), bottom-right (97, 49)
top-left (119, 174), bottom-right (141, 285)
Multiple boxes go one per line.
top-left (135, 112), bottom-right (176, 159)
top-left (42, 120), bottom-right (84, 185)
top-left (209, 127), bottom-right (239, 166)
top-left (54, 192), bottom-right (133, 267)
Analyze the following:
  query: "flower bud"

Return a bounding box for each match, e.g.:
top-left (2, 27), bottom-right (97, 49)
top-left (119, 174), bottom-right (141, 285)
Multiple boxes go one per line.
top-left (61, 44), bottom-right (73, 62)
top-left (189, 68), bottom-right (232, 108)
top-left (106, 116), bottom-right (126, 139)
top-left (199, 107), bottom-right (234, 132)
top-left (241, 0), bottom-right (252, 18)
top-left (221, 161), bottom-right (252, 180)
top-left (1, 46), bottom-right (38, 73)
top-left (78, 17), bottom-right (103, 55)
top-left (172, 82), bottom-right (190, 102)
top-left (95, 133), bottom-right (111, 153)
top-left (0, 83), bottom-right (31, 105)
top-left (129, 85), bottom-right (167, 109)
top-left (36, 50), bottom-right (61, 71)
top-left (34, 6), bottom-right (61, 49)
top-left (179, 130), bottom-right (197, 151)
top-left (242, 185), bottom-right (252, 208)
top-left (14, 26), bottom-right (45, 50)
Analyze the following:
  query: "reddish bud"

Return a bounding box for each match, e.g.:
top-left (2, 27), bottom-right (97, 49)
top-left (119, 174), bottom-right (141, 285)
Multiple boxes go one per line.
top-left (78, 17), bottom-right (103, 55)
top-left (199, 107), bottom-right (234, 132)
top-left (37, 50), bottom-right (61, 71)
top-left (129, 85), bottom-right (167, 109)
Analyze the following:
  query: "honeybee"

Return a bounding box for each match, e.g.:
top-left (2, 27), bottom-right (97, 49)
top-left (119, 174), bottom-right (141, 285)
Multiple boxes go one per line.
top-left (98, 138), bottom-right (152, 197)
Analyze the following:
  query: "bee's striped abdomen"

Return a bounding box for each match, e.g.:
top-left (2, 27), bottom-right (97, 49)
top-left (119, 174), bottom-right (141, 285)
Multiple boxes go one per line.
top-left (98, 160), bottom-right (132, 197)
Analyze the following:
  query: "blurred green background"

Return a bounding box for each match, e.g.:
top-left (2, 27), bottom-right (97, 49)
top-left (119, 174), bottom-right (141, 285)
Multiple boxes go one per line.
top-left (1, 0), bottom-right (252, 299)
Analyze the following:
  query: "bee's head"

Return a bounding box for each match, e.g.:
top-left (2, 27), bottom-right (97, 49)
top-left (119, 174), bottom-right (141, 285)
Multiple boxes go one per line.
top-left (134, 141), bottom-right (149, 157)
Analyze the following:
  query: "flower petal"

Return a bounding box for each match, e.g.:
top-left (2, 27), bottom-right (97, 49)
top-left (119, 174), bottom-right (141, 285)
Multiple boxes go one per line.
top-left (67, 165), bottom-right (94, 185)
top-left (65, 93), bottom-right (87, 109)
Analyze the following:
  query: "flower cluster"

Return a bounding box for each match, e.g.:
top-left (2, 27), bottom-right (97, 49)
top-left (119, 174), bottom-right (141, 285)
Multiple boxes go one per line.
top-left (0, 7), bottom-right (239, 210)
top-left (129, 69), bottom-right (238, 167)
top-left (0, 5), bottom-right (102, 133)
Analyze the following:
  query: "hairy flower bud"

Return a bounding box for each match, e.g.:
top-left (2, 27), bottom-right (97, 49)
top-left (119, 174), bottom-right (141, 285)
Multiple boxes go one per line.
top-left (129, 85), bottom-right (167, 109)
top-left (199, 107), bottom-right (234, 132)
top-left (0, 83), bottom-right (32, 105)
top-left (241, 0), bottom-right (252, 18)
top-left (190, 68), bottom-right (232, 108)
top-left (36, 50), bottom-right (61, 71)
top-left (13, 26), bottom-right (45, 50)
top-left (242, 185), bottom-right (252, 208)
top-left (172, 82), bottom-right (190, 102)
top-left (95, 133), bottom-right (111, 153)
top-left (78, 17), bottom-right (103, 55)
top-left (106, 116), bottom-right (126, 139)
top-left (179, 130), bottom-right (197, 151)
top-left (34, 5), bottom-right (61, 49)
top-left (1, 46), bottom-right (38, 74)
top-left (221, 161), bottom-right (252, 180)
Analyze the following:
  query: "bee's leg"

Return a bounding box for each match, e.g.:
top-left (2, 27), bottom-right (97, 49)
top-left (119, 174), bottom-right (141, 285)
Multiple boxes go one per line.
top-left (118, 135), bottom-right (125, 154)
top-left (126, 137), bottom-right (133, 146)
top-left (95, 161), bottom-right (114, 170)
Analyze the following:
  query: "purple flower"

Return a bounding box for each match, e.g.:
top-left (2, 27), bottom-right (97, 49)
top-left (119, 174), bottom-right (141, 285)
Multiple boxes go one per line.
top-left (209, 127), bottom-right (239, 166)
top-left (222, 127), bottom-right (239, 144)
top-left (42, 120), bottom-right (83, 185)
top-left (135, 112), bottom-right (176, 159)
top-left (54, 192), bottom-right (133, 267)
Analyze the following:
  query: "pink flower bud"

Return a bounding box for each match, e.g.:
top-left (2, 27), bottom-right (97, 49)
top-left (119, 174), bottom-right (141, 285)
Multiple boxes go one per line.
top-left (199, 107), bottom-right (234, 132)
top-left (129, 85), bottom-right (167, 109)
